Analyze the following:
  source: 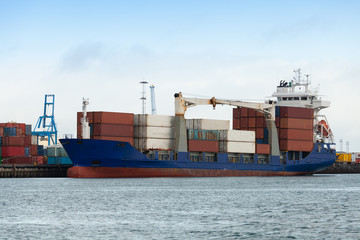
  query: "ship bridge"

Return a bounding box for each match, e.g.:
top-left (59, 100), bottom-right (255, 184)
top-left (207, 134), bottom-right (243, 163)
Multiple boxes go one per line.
top-left (271, 69), bottom-right (330, 110)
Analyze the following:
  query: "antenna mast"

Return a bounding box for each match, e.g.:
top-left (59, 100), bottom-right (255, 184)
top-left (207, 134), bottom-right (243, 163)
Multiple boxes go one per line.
top-left (140, 81), bottom-right (148, 114)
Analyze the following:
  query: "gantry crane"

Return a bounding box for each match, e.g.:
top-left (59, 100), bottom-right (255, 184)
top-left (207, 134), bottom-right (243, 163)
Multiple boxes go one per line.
top-left (32, 94), bottom-right (58, 145)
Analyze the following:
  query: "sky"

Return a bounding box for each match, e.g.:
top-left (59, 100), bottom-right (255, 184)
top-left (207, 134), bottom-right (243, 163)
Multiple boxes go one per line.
top-left (1, 0), bottom-right (360, 151)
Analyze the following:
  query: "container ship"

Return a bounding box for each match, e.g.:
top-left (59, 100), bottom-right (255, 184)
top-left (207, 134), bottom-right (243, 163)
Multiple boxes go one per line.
top-left (60, 69), bottom-right (336, 178)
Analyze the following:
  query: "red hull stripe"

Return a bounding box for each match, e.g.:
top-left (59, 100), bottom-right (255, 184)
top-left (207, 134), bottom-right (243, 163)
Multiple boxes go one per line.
top-left (67, 166), bottom-right (309, 178)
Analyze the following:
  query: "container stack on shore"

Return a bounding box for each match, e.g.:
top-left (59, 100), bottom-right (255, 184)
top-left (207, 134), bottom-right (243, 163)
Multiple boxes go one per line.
top-left (77, 112), bottom-right (135, 146)
top-left (0, 123), bottom-right (45, 165)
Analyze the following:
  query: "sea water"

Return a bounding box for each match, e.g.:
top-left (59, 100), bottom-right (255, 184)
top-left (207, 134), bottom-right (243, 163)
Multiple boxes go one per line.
top-left (0, 175), bottom-right (359, 239)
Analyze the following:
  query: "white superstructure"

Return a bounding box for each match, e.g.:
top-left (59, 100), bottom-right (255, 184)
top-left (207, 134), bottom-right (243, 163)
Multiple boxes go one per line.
top-left (271, 69), bottom-right (334, 143)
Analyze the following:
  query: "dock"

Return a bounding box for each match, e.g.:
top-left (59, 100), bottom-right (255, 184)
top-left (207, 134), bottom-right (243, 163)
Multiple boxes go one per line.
top-left (0, 164), bottom-right (71, 178)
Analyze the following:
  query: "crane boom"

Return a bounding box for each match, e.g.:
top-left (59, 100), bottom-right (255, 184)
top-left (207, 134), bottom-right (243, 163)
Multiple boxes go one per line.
top-left (174, 92), bottom-right (280, 156)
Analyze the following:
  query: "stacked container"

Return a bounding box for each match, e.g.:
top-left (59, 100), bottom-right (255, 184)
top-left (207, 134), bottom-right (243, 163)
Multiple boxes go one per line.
top-left (279, 107), bottom-right (314, 152)
top-left (186, 119), bottom-right (229, 153)
top-left (0, 123), bottom-right (44, 164)
top-left (46, 146), bottom-right (72, 164)
top-left (219, 130), bottom-right (256, 153)
top-left (134, 114), bottom-right (175, 151)
top-left (77, 112), bottom-right (135, 146)
top-left (232, 107), bottom-right (271, 154)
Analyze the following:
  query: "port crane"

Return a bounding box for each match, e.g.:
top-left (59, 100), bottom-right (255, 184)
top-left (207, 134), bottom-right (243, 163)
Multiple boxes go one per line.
top-left (174, 92), bottom-right (280, 156)
top-left (32, 94), bottom-right (58, 145)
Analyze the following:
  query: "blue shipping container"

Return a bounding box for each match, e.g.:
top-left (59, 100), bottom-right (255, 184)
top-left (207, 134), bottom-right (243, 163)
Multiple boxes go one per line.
top-left (0, 137), bottom-right (2, 146)
top-left (37, 145), bottom-right (44, 156)
top-left (25, 125), bottom-right (32, 136)
top-left (47, 157), bottom-right (72, 165)
top-left (25, 147), bottom-right (30, 157)
top-left (275, 106), bottom-right (280, 117)
top-left (188, 129), bottom-right (219, 141)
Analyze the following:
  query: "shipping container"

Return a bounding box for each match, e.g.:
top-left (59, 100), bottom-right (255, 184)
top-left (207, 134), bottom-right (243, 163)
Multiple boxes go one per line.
top-left (135, 138), bottom-right (174, 150)
top-left (219, 130), bottom-right (255, 142)
top-left (280, 118), bottom-right (313, 130)
top-left (256, 144), bottom-right (270, 154)
top-left (240, 118), bottom-right (248, 129)
top-left (135, 126), bottom-right (175, 139)
top-left (47, 146), bottom-right (69, 157)
top-left (186, 119), bottom-right (230, 130)
top-left (280, 107), bottom-right (314, 119)
top-left (240, 107), bottom-right (248, 117)
top-left (4, 127), bottom-right (17, 137)
top-left (93, 124), bottom-right (134, 137)
top-left (16, 128), bottom-right (23, 136)
top-left (188, 140), bottom-right (219, 153)
top-left (24, 135), bottom-right (31, 147)
top-left (233, 108), bottom-right (241, 119)
top-left (279, 129), bottom-right (313, 141)
top-left (1, 136), bottom-right (25, 146)
top-left (2, 157), bottom-right (33, 164)
top-left (279, 140), bottom-right (313, 152)
top-left (37, 145), bottom-right (44, 156)
top-left (248, 108), bottom-right (256, 117)
top-left (135, 114), bottom-right (174, 127)
top-left (25, 125), bottom-right (32, 136)
top-left (0, 127), bottom-right (3, 137)
top-left (256, 117), bottom-right (266, 128)
top-left (233, 118), bottom-right (240, 129)
top-left (188, 129), bottom-right (219, 141)
top-left (219, 141), bottom-right (255, 153)
top-left (47, 157), bottom-right (72, 164)
top-left (92, 136), bottom-right (134, 146)
top-left (31, 145), bottom-right (38, 156)
top-left (1, 146), bottom-right (25, 157)
top-left (25, 147), bottom-right (29, 156)
top-left (255, 128), bottom-right (264, 139)
top-left (248, 117), bottom-right (256, 128)
top-left (93, 112), bottom-right (134, 125)
top-left (31, 135), bottom-right (38, 145)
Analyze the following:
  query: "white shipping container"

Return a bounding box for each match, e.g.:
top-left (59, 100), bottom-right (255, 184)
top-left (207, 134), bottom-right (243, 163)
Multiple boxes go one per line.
top-left (219, 141), bottom-right (255, 153)
top-left (135, 126), bottom-right (175, 139)
top-left (135, 138), bottom-right (174, 150)
top-left (219, 130), bottom-right (255, 142)
top-left (186, 119), bottom-right (230, 130)
top-left (31, 135), bottom-right (38, 145)
top-left (135, 114), bottom-right (174, 127)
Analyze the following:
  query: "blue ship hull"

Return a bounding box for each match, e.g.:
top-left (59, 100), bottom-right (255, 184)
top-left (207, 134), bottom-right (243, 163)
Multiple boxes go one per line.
top-left (60, 139), bottom-right (335, 178)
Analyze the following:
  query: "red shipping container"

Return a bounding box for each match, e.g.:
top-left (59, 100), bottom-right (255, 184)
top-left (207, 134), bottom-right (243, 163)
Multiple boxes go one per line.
top-left (240, 118), bottom-right (248, 129)
top-left (24, 135), bottom-right (31, 147)
top-left (30, 145), bottom-right (38, 156)
top-left (248, 127), bottom-right (256, 132)
top-left (256, 111), bottom-right (265, 117)
top-left (1, 146), bottom-right (25, 157)
top-left (280, 118), bottom-right (313, 130)
top-left (248, 108), bottom-right (256, 117)
top-left (2, 136), bottom-right (25, 146)
top-left (256, 144), bottom-right (270, 154)
top-left (256, 117), bottom-right (266, 128)
top-left (32, 156), bottom-right (44, 165)
top-left (18, 124), bottom-right (26, 135)
top-left (16, 128), bottom-right (23, 136)
top-left (93, 124), bottom-right (134, 137)
top-left (188, 140), bottom-right (219, 153)
top-left (279, 140), bottom-right (314, 152)
top-left (279, 129), bottom-right (313, 141)
top-left (0, 126), bottom-right (3, 137)
top-left (233, 118), bottom-right (240, 129)
top-left (248, 118), bottom-right (256, 128)
top-left (256, 128), bottom-right (264, 139)
top-left (240, 107), bottom-right (248, 117)
top-left (93, 136), bottom-right (134, 146)
top-left (2, 157), bottom-right (33, 164)
top-left (93, 112), bottom-right (134, 125)
top-left (280, 107), bottom-right (314, 119)
top-left (276, 117), bottom-right (280, 128)
top-left (233, 108), bottom-right (241, 119)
